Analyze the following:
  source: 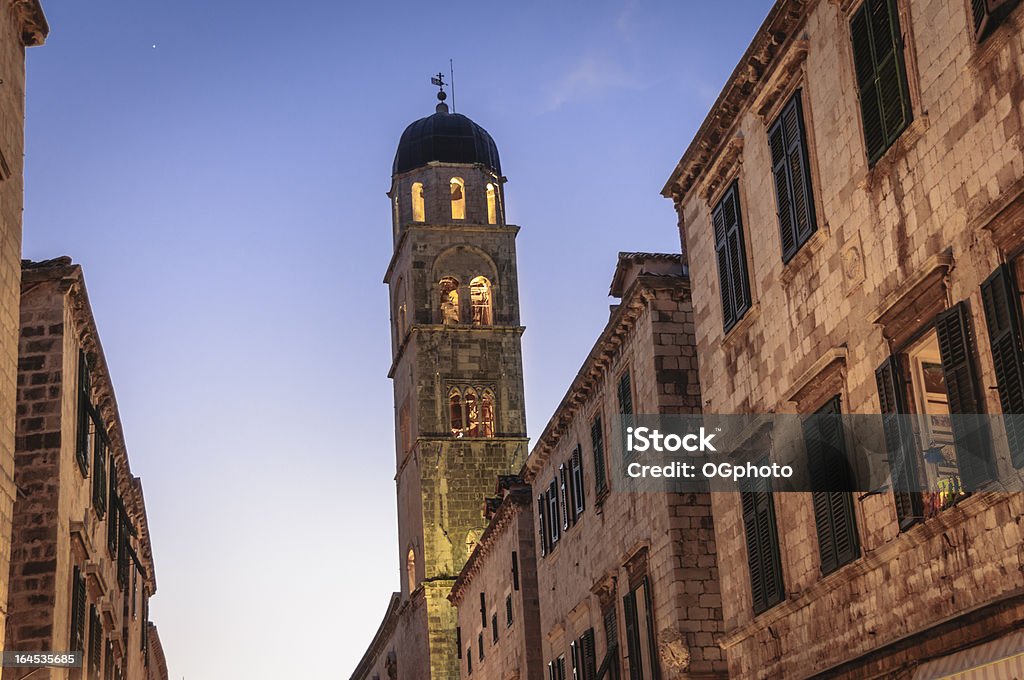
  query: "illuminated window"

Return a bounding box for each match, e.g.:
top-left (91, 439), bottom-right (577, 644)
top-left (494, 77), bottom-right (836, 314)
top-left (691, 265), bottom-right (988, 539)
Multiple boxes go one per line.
top-left (450, 388), bottom-right (465, 437)
top-left (412, 182), bottom-right (425, 222)
top-left (465, 531), bottom-right (478, 558)
top-left (450, 178), bottom-right (466, 220)
top-left (486, 183), bottom-right (497, 224)
top-left (470, 276), bottom-right (492, 326)
top-left (439, 277), bottom-right (460, 324)
top-left (449, 385), bottom-right (496, 438)
top-left (406, 547), bottom-right (416, 593)
top-left (395, 278), bottom-right (408, 338)
top-left (465, 388), bottom-right (480, 438)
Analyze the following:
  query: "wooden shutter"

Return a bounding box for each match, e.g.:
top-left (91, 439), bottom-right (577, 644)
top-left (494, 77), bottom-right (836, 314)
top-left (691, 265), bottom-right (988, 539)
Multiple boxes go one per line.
top-left (875, 356), bottom-right (923, 529)
top-left (512, 551), bottom-right (520, 590)
top-left (741, 473), bottom-right (785, 614)
top-left (572, 640), bottom-right (581, 680)
top-left (76, 351), bottom-right (91, 476)
top-left (935, 303), bottom-right (994, 489)
top-left (548, 481), bottom-right (561, 544)
top-left (599, 604), bottom-right (620, 680)
top-left (480, 592), bottom-right (486, 627)
top-left (622, 590), bottom-right (642, 680)
top-left (538, 496), bottom-right (548, 556)
top-left (88, 605), bottom-right (101, 679)
top-left (981, 264), bottom-right (1024, 468)
top-left (559, 463), bottom-right (572, 528)
top-left (571, 445), bottom-right (585, 515)
top-left (973, 0), bottom-right (1015, 40)
top-left (92, 415), bottom-right (107, 517)
top-left (492, 614), bottom-right (498, 643)
top-left (713, 182), bottom-right (752, 331)
top-left (803, 397), bottom-right (860, 575)
top-left (618, 373), bottom-right (633, 416)
top-left (108, 470), bottom-right (119, 558)
top-left (850, 0), bottom-right (912, 164)
top-left (592, 417), bottom-right (607, 493)
top-left (457, 627), bottom-right (462, 659)
top-left (506, 594), bottom-right (513, 626)
top-left (581, 628), bottom-right (597, 680)
top-left (769, 91), bottom-right (817, 263)
top-left (70, 566), bottom-right (87, 653)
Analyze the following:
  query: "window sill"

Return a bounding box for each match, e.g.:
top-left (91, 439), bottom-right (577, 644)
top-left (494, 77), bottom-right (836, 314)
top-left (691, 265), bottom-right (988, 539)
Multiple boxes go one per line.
top-left (720, 303), bottom-right (761, 351)
top-left (778, 225), bottom-right (830, 287)
top-left (864, 114), bottom-right (930, 178)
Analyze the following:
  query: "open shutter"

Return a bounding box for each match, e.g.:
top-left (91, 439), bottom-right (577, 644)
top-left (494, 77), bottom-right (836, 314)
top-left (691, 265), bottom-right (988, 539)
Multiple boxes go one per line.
top-left (713, 203), bottom-right (734, 330)
top-left (598, 604), bottom-right (620, 680)
top-left (982, 264), bottom-right (1024, 468)
top-left (548, 481), bottom-right (561, 545)
top-left (875, 356), bottom-right (922, 528)
top-left (935, 303), bottom-right (994, 489)
top-left (76, 351), bottom-right (91, 476)
top-left (71, 566), bottom-right (87, 653)
top-left (591, 417), bottom-right (607, 492)
top-left (622, 591), bottom-right (641, 680)
top-left (581, 629), bottom-right (597, 680)
top-left (538, 496), bottom-right (548, 556)
top-left (559, 463), bottom-right (572, 529)
top-left (571, 445), bottom-right (585, 515)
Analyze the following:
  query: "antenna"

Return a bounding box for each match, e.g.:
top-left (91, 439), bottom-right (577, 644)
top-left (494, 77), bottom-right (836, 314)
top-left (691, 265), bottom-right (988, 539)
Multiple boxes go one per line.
top-left (449, 59), bottom-right (456, 113)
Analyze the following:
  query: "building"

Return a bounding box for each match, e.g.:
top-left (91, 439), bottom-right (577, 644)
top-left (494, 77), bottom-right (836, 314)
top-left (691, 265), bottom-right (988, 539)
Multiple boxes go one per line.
top-left (662, 0), bottom-right (1024, 676)
top-left (0, 0), bottom-right (47, 652)
top-left (451, 253), bottom-right (727, 680)
top-left (350, 86), bottom-right (529, 680)
top-left (4, 258), bottom-right (166, 680)
top-left (448, 476), bottom-right (543, 680)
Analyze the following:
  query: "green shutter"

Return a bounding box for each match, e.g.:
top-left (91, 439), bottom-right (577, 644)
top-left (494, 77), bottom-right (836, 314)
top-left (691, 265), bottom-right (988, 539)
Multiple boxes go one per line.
top-left (571, 445), bottom-right (585, 515)
top-left (537, 495), bottom-right (548, 556)
top-left (935, 302), bottom-right (994, 489)
top-left (803, 397), bottom-right (860, 575)
top-left (875, 355), bottom-right (922, 528)
top-left (850, 0), bottom-right (912, 164)
top-left (713, 182), bottom-right (751, 331)
top-left (76, 351), bottom-right (91, 477)
top-left (617, 372), bottom-right (633, 416)
top-left (981, 264), bottom-right (1024, 468)
top-left (770, 91), bottom-right (817, 263)
top-left (70, 566), bottom-right (87, 654)
top-left (741, 471), bottom-right (785, 614)
top-left (591, 417), bottom-right (607, 493)
top-left (622, 590), bottom-right (641, 680)
top-left (581, 628), bottom-right (597, 680)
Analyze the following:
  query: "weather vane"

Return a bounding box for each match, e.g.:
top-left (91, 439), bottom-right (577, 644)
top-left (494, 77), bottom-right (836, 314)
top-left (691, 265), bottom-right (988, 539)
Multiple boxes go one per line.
top-left (430, 62), bottom-right (456, 112)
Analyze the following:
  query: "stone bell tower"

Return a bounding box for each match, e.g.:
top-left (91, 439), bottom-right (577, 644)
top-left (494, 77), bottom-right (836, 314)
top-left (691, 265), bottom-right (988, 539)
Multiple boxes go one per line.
top-left (382, 83), bottom-right (528, 679)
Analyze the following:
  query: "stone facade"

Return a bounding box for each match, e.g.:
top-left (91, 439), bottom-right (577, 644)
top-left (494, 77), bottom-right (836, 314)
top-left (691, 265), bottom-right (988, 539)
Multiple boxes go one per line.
top-left (351, 106), bottom-right (528, 680)
top-left (450, 254), bottom-right (727, 680)
top-left (0, 0), bottom-right (46, 654)
top-left (4, 259), bottom-right (165, 680)
top-left (449, 478), bottom-right (543, 680)
top-left (662, 0), bottom-right (1024, 676)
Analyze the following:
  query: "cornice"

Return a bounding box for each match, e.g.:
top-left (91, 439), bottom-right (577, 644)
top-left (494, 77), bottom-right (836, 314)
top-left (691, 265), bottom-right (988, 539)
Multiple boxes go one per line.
top-left (9, 0), bottom-right (47, 46)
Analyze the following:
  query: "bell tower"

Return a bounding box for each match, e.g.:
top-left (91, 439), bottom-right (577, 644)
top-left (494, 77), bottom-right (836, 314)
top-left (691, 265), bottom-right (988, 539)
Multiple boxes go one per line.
top-left (383, 84), bottom-right (528, 679)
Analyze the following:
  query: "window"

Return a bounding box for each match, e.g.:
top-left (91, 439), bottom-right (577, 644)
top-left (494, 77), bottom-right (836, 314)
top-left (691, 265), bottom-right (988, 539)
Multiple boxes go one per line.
top-left (451, 178), bottom-right (466, 220)
top-left (548, 479), bottom-right (561, 545)
top-left (467, 647), bottom-right (473, 675)
top-left (538, 495), bottom-right (549, 556)
top-left (971, 0), bottom-right (1017, 41)
top-left (740, 466), bottom-right (785, 614)
top-left (88, 604), bottom-right (101, 680)
top-left (457, 627), bottom-right (462, 659)
top-left (981, 263), bottom-right (1024, 468)
top-left (559, 462), bottom-right (571, 530)
top-left (70, 566), bottom-right (87, 653)
top-left (506, 594), bottom-right (513, 627)
top-left (572, 630), bottom-right (597, 680)
top-left (617, 371), bottom-right (633, 417)
top-left (623, 578), bottom-right (659, 680)
top-left (439, 277), bottom-right (460, 324)
top-left (850, 0), bottom-right (912, 165)
top-left (511, 551), bottom-right (520, 591)
top-left (91, 411), bottom-right (108, 518)
top-left (548, 656), bottom-right (567, 680)
top-left (394, 278), bottom-right (408, 339)
top-left (713, 181), bottom-right (752, 332)
top-left (478, 632), bottom-right (485, 661)
top-left (449, 386), bottom-right (496, 438)
top-left (591, 416), bottom-right (608, 494)
top-left (470, 276), bottom-right (493, 325)
top-left (571, 445), bottom-right (586, 517)
top-left (769, 90), bottom-right (817, 263)
top-left (412, 182), bottom-right (425, 222)
top-left (877, 304), bottom-right (995, 526)
top-left (76, 350), bottom-right (91, 476)
top-left (492, 614), bottom-right (498, 643)
top-left (802, 397), bottom-right (860, 575)
top-left (406, 547), bottom-right (416, 593)
top-left (486, 183), bottom-right (498, 224)
top-left (107, 460), bottom-right (119, 557)
top-left (479, 592), bottom-right (487, 627)
top-left (598, 603), bottom-right (620, 680)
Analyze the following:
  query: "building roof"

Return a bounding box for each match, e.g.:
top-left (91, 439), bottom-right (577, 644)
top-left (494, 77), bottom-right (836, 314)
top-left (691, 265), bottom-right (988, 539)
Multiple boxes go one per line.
top-left (393, 107), bottom-right (501, 176)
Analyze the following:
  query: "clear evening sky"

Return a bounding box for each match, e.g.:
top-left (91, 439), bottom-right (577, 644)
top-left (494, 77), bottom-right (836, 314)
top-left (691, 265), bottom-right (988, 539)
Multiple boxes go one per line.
top-left (24, 1), bottom-right (771, 677)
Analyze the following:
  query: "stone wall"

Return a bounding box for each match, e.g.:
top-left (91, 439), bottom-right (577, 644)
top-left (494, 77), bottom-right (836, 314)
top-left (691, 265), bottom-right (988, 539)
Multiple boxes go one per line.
top-left (664, 0), bottom-right (1024, 676)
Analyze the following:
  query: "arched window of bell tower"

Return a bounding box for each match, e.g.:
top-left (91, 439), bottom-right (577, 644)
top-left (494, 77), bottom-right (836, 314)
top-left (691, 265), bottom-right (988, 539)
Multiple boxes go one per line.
top-left (439, 277), bottom-right (460, 324)
top-left (450, 178), bottom-right (466, 220)
top-left (486, 183), bottom-right (497, 225)
top-left (406, 547), bottom-right (416, 593)
top-left (470, 276), bottom-right (492, 326)
top-left (412, 182), bottom-right (425, 222)
top-left (481, 389), bottom-right (496, 437)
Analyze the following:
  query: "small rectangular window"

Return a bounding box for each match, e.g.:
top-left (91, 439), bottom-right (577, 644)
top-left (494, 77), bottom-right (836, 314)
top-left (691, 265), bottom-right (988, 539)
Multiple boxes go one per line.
top-left (511, 551), bottom-right (520, 590)
top-left (713, 181), bottom-right (752, 332)
top-left (505, 594), bottom-right (513, 627)
top-left (768, 90), bottom-right (817, 263)
top-left (480, 593), bottom-right (486, 627)
top-left (492, 614), bottom-right (498, 644)
top-left (850, 0), bottom-right (912, 164)
top-left (478, 632), bottom-right (484, 661)
top-left (571, 445), bottom-right (586, 517)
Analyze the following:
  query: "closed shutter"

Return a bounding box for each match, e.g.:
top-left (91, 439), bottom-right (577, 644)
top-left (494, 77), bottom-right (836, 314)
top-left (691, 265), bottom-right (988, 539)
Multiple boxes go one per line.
top-left (91, 416), bottom-right (107, 517)
top-left (571, 445), bottom-right (585, 515)
top-left (512, 551), bottom-right (520, 591)
top-left (538, 496), bottom-right (548, 556)
top-left (713, 182), bottom-right (752, 331)
top-left (88, 605), bottom-right (101, 679)
top-left (599, 604), bottom-right (620, 680)
top-left (875, 356), bottom-right (923, 529)
top-left (480, 593), bottom-right (486, 627)
top-left (981, 263), bottom-right (1024, 468)
top-left (70, 566), bottom-right (87, 653)
top-left (107, 468), bottom-right (119, 558)
top-left (581, 628), bottom-right (597, 680)
top-left (618, 372), bottom-right (633, 416)
top-left (769, 91), bottom-right (817, 262)
top-left (76, 351), bottom-right (91, 476)
top-left (803, 397), bottom-right (860, 575)
top-left (741, 472), bottom-right (785, 614)
top-left (622, 590), bottom-right (642, 680)
top-left (850, 0), bottom-right (912, 165)
top-left (935, 302), bottom-right (994, 489)
top-left (591, 417), bottom-right (607, 493)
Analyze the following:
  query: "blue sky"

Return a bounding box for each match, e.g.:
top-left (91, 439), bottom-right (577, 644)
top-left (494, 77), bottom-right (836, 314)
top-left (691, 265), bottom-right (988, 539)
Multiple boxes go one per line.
top-left (24, 1), bottom-right (771, 677)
